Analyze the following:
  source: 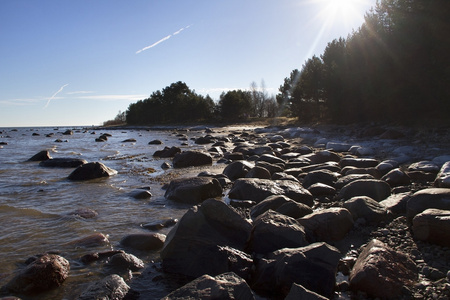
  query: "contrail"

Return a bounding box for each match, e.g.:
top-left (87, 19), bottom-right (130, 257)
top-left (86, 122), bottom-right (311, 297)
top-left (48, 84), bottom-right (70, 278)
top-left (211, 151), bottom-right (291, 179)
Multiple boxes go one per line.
top-left (136, 25), bottom-right (192, 54)
top-left (44, 83), bottom-right (69, 108)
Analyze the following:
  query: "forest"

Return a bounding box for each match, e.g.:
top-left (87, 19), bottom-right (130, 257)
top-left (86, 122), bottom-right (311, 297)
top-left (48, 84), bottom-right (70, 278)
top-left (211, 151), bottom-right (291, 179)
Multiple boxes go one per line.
top-left (114, 0), bottom-right (450, 126)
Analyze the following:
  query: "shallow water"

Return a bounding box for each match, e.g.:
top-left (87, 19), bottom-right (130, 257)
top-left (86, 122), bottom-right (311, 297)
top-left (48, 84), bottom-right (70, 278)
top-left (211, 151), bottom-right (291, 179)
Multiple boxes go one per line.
top-left (0, 126), bottom-right (218, 299)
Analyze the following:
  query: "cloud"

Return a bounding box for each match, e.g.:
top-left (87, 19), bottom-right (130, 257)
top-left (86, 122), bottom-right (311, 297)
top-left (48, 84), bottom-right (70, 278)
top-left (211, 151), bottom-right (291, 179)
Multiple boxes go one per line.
top-left (44, 83), bottom-right (69, 108)
top-left (136, 24), bottom-right (192, 54)
top-left (66, 90), bottom-right (94, 95)
top-left (77, 94), bottom-right (146, 101)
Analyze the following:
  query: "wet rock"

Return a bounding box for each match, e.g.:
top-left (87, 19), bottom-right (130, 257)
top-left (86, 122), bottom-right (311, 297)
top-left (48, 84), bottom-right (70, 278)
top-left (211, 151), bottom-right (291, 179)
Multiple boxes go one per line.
top-left (28, 150), bottom-right (51, 161)
top-left (4, 254), bottom-right (69, 294)
top-left (161, 199), bottom-right (253, 279)
top-left (80, 250), bottom-right (123, 264)
top-left (62, 130), bottom-right (73, 135)
top-left (173, 150), bottom-right (212, 168)
top-left (39, 158), bottom-right (87, 168)
top-left (161, 272), bottom-right (255, 300)
top-left (246, 210), bottom-right (308, 255)
top-left (285, 283), bottom-right (328, 300)
top-left (141, 218), bottom-right (178, 231)
top-left (434, 161), bottom-right (450, 188)
top-left (67, 162), bottom-right (117, 181)
top-left (223, 161), bottom-right (254, 181)
top-left (412, 209), bottom-right (450, 247)
top-left (349, 239), bottom-right (417, 299)
top-left (338, 179), bottom-right (391, 202)
top-left (343, 196), bottom-right (389, 224)
top-left (245, 166), bottom-right (271, 179)
top-left (108, 252), bottom-right (145, 271)
top-left (381, 168), bottom-right (411, 187)
top-left (68, 208), bottom-right (98, 219)
top-left (252, 242), bottom-right (341, 299)
top-left (229, 178), bottom-right (313, 206)
top-left (164, 177), bottom-right (222, 204)
top-left (148, 139), bottom-right (163, 145)
top-left (130, 188), bottom-right (152, 199)
top-left (298, 208), bottom-right (354, 242)
top-left (153, 146), bottom-right (181, 158)
top-left (77, 274), bottom-right (129, 300)
top-left (161, 162), bottom-right (171, 169)
top-left (406, 188), bottom-right (450, 224)
top-left (120, 233), bottom-right (166, 251)
top-left (195, 135), bottom-right (215, 144)
top-left (121, 138), bottom-right (136, 143)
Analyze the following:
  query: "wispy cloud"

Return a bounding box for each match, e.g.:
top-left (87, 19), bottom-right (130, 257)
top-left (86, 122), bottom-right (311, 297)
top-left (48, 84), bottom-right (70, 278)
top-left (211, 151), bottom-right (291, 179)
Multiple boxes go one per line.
top-left (136, 24), bottom-right (192, 54)
top-left (44, 83), bottom-right (69, 108)
top-left (66, 90), bottom-right (94, 95)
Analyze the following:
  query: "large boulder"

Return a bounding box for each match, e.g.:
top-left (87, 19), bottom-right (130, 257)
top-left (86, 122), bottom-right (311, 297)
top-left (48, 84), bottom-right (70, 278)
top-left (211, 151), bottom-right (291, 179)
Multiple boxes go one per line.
top-left (245, 166), bottom-right (271, 179)
top-left (28, 150), bottom-right (51, 161)
top-left (161, 272), bottom-right (255, 300)
top-left (228, 178), bottom-right (313, 206)
top-left (349, 239), bottom-right (417, 299)
top-left (173, 150), bottom-right (212, 168)
top-left (405, 188), bottom-right (450, 224)
top-left (434, 161), bottom-right (450, 188)
top-left (302, 169), bottom-right (341, 189)
top-left (337, 179), bottom-right (391, 202)
top-left (250, 195), bottom-right (313, 220)
top-left (381, 168), bottom-right (411, 187)
top-left (160, 199), bottom-right (253, 279)
top-left (412, 209), bottom-right (450, 247)
top-left (4, 254), bottom-right (70, 294)
top-left (153, 146), bottom-right (181, 158)
top-left (164, 177), bottom-right (222, 204)
top-left (252, 243), bottom-right (341, 299)
top-left (39, 158), bottom-right (88, 168)
top-left (246, 210), bottom-right (309, 255)
top-left (67, 162), bottom-right (117, 181)
top-left (223, 161), bottom-right (254, 181)
top-left (408, 161), bottom-right (440, 173)
top-left (343, 196), bottom-right (389, 224)
top-left (298, 208), bottom-right (354, 242)
top-left (77, 274), bottom-right (129, 300)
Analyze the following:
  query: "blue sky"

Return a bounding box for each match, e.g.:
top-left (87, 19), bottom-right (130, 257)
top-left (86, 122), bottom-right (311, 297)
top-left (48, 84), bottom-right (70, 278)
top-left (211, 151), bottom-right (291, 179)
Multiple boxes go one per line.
top-left (0, 0), bottom-right (376, 127)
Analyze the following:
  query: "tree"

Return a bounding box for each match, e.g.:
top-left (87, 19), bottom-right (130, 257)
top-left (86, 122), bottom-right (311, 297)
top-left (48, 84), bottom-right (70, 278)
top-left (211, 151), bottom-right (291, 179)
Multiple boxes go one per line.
top-left (218, 90), bottom-right (252, 121)
top-left (276, 69), bottom-right (301, 117)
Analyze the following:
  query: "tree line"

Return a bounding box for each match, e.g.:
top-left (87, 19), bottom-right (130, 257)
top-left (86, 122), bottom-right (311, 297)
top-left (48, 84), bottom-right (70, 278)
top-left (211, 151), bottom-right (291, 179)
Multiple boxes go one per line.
top-left (113, 0), bottom-right (449, 126)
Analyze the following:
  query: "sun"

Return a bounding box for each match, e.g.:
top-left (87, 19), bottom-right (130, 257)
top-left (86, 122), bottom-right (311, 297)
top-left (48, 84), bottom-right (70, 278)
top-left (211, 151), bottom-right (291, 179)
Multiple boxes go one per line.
top-left (318, 0), bottom-right (369, 25)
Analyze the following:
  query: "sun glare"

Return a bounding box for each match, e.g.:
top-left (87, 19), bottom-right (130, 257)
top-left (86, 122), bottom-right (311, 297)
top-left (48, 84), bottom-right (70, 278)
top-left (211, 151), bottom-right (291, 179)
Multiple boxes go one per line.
top-left (319, 0), bottom-right (367, 25)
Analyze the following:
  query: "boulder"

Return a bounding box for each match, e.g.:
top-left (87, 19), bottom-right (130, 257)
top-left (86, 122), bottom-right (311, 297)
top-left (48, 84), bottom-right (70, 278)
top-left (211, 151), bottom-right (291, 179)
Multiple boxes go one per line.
top-left (223, 161), bottom-right (254, 181)
top-left (412, 209), bottom-right (450, 247)
top-left (28, 150), bottom-right (51, 161)
top-left (405, 188), bottom-right (450, 224)
top-left (252, 243), bottom-right (341, 299)
top-left (161, 199), bottom-right (253, 279)
top-left (343, 196), bottom-right (389, 224)
top-left (4, 254), bottom-right (70, 294)
top-left (39, 158), bottom-right (88, 168)
top-left (334, 174), bottom-right (375, 189)
top-left (338, 179), bottom-right (391, 202)
top-left (302, 169), bottom-right (341, 189)
top-left (379, 192), bottom-right (411, 215)
top-left (173, 150), bottom-right (212, 168)
top-left (153, 146), bottom-right (181, 158)
top-left (148, 139), bottom-right (163, 145)
top-left (298, 208), bottom-right (354, 242)
top-left (245, 166), bottom-right (271, 179)
top-left (161, 272), bottom-right (255, 300)
top-left (376, 160), bottom-right (399, 174)
top-left (408, 161), bottom-right (440, 173)
top-left (257, 154), bottom-right (286, 165)
top-left (276, 201), bottom-right (314, 219)
top-left (228, 178), bottom-right (313, 206)
top-left (300, 161), bottom-right (340, 173)
top-left (120, 233), bottom-right (166, 251)
top-left (301, 150), bottom-right (341, 164)
top-left (381, 168), bottom-right (411, 187)
top-left (108, 252), bottom-right (145, 272)
top-left (246, 210), bottom-right (309, 255)
top-left (344, 167), bottom-right (381, 179)
top-left (77, 274), bottom-right (129, 300)
top-left (164, 177), bottom-right (222, 204)
top-left (340, 157), bottom-right (379, 168)
top-left (130, 189), bottom-right (152, 199)
top-left (285, 283), bottom-right (328, 300)
top-left (434, 161), bottom-right (450, 188)
top-left (195, 135), bottom-right (215, 144)
top-left (67, 162), bottom-right (117, 181)
top-left (271, 172), bottom-right (299, 182)
top-left (250, 195), bottom-right (312, 219)
top-left (349, 239), bottom-right (417, 299)
top-left (307, 183), bottom-right (336, 197)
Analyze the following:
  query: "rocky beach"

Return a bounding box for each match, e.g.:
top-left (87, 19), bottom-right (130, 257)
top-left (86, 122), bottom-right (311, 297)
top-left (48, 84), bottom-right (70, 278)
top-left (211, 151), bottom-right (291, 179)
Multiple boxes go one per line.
top-left (1, 123), bottom-right (450, 300)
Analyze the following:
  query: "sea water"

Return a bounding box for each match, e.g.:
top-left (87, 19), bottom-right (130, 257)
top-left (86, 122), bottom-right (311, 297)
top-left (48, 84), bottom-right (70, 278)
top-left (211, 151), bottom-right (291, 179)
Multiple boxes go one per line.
top-left (0, 126), bottom-right (215, 299)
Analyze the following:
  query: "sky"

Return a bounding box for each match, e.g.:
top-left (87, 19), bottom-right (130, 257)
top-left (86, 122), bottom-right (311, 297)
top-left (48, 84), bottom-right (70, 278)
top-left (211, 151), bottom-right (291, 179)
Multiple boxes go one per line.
top-left (0, 0), bottom-right (377, 127)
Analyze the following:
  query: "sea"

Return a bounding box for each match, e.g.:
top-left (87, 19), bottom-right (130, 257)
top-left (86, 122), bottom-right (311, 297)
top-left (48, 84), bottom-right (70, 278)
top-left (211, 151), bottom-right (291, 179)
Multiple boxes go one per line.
top-left (0, 126), bottom-right (225, 299)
